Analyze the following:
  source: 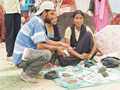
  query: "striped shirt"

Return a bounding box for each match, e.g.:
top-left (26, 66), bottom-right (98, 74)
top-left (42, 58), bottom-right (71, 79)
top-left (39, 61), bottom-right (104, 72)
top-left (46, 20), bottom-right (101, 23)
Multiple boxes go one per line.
top-left (12, 15), bottom-right (48, 65)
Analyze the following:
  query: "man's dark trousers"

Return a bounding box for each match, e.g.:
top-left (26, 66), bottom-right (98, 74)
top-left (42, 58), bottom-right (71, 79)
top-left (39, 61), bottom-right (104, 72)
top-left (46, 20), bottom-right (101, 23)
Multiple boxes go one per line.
top-left (5, 13), bottom-right (21, 57)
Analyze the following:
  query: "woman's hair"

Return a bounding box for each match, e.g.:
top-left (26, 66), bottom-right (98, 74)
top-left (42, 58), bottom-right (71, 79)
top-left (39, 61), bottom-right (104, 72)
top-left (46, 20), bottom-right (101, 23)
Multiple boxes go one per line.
top-left (99, 0), bottom-right (101, 2)
top-left (73, 10), bottom-right (84, 18)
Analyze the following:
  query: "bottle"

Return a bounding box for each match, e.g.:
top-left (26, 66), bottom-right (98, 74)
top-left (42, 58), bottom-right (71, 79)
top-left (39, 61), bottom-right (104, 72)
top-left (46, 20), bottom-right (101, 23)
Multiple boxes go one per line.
top-left (80, 62), bottom-right (84, 69)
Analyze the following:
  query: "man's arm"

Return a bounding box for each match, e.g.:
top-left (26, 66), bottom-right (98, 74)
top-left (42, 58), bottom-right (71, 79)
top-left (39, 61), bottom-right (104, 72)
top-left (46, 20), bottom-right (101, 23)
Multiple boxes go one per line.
top-left (36, 42), bottom-right (66, 57)
top-left (46, 39), bottom-right (61, 46)
top-left (36, 42), bottom-right (58, 50)
top-left (46, 39), bottom-right (71, 48)
top-left (71, 0), bottom-right (77, 10)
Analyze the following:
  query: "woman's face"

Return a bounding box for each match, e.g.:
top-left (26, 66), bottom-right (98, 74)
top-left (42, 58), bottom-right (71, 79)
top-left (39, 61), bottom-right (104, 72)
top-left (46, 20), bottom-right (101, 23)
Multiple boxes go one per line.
top-left (73, 14), bottom-right (83, 27)
top-left (51, 12), bottom-right (57, 25)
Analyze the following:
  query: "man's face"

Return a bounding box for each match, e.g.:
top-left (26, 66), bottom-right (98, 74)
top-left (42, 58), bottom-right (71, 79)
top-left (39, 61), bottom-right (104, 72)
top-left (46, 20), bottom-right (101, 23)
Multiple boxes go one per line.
top-left (45, 10), bottom-right (55, 24)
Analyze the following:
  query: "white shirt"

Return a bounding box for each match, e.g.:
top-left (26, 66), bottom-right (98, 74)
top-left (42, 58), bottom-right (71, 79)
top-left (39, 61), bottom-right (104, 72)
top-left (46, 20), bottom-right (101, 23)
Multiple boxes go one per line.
top-left (0, 0), bottom-right (21, 14)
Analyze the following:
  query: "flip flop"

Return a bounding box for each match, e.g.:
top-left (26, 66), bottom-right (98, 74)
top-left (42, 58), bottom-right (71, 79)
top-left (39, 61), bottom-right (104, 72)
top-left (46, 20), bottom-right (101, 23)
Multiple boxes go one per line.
top-left (43, 62), bottom-right (56, 68)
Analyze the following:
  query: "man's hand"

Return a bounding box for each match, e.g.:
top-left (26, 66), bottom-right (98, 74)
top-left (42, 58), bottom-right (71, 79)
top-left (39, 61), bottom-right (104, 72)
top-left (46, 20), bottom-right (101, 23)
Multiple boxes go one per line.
top-left (60, 43), bottom-right (71, 48)
top-left (56, 47), bottom-right (66, 57)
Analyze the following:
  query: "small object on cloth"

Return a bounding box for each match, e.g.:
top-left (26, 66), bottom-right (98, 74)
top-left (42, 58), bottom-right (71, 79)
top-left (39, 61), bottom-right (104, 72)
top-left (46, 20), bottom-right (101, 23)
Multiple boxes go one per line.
top-left (98, 67), bottom-right (107, 73)
top-left (60, 77), bottom-right (81, 87)
top-left (67, 80), bottom-right (77, 84)
top-left (72, 68), bottom-right (80, 72)
top-left (62, 73), bottom-right (73, 77)
top-left (101, 57), bottom-right (120, 68)
top-left (84, 61), bottom-right (94, 68)
top-left (80, 62), bottom-right (85, 69)
top-left (76, 77), bottom-right (84, 81)
top-left (44, 70), bottom-right (59, 79)
top-left (101, 72), bottom-right (109, 77)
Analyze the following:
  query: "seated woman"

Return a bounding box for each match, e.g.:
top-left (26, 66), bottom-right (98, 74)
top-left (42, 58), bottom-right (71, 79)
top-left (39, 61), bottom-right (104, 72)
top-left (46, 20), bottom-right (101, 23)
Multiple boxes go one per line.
top-left (45, 12), bottom-right (61, 41)
top-left (58, 10), bottom-right (96, 67)
top-left (52, 0), bottom-right (77, 15)
top-left (44, 12), bottom-right (61, 68)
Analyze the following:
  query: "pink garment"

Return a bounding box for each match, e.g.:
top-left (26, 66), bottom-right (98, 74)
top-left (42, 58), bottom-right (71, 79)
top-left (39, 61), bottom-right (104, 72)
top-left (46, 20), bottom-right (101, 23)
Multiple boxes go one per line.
top-left (92, 13), bottom-right (97, 26)
top-left (59, 7), bottom-right (72, 15)
top-left (95, 0), bottom-right (110, 32)
top-left (61, 0), bottom-right (71, 5)
top-left (57, 0), bottom-right (74, 16)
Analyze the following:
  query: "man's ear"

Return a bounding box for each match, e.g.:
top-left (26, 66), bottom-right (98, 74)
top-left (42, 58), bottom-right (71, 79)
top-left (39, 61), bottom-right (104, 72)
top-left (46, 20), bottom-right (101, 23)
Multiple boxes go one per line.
top-left (42, 11), bottom-right (48, 17)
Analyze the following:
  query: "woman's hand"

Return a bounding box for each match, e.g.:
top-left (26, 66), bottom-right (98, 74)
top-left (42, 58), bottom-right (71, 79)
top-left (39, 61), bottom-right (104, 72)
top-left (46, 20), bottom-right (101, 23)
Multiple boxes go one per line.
top-left (86, 54), bottom-right (92, 60)
top-left (112, 15), bottom-right (114, 21)
top-left (79, 53), bottom-right (89, 60)
top-left (85, 11), bottom-right (88, 15)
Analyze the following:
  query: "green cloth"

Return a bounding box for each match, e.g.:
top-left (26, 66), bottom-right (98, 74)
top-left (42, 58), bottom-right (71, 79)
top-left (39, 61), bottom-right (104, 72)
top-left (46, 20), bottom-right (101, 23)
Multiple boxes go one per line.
top-left (42, 60), bottom-right (120, 89)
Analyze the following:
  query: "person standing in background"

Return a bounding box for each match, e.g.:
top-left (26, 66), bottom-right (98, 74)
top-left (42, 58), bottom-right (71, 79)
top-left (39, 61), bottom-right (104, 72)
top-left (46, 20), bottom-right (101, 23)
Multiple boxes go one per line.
top-left (85, 0), bottom-right (97, 31)
top-left (0, 0), bottom-right (21, 61)
top-left (0, 4), bottom-right (5, 43)
top-left (94, 0), bottom-right (114, 32)
top-left (35, 0), bottom-right (42, 11)
top-left (52, 0), bottom-right (77, 16)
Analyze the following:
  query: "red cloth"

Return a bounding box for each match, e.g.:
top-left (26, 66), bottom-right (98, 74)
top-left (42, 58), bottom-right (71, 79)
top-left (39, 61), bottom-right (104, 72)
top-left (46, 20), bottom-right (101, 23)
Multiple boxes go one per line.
top-left (61, 0), bottom-right (71, 5)
top-left (24, 15), bottom-right (29, 19)
top-left (113, 17), bottom-right (120, 25)
top-left (0, 5), bottom-right (6, 40)
top-left (113, 14), bottom-right (120, 25)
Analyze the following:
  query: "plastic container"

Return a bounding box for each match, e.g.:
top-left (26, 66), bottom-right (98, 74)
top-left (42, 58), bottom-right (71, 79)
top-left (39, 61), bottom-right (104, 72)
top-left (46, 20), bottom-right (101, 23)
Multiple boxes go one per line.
top-left (80, 62), bottom-right (84, 69)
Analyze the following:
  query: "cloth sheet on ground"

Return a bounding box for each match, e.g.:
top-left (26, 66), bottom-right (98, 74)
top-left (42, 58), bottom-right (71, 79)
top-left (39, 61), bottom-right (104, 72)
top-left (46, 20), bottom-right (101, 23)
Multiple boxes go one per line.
top-left (42, 60), bottom-right (120, 89)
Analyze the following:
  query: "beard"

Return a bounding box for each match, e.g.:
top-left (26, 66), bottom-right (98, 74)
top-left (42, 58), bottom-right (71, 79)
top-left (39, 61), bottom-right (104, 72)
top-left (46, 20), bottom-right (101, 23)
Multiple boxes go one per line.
top-left (45, 15), bottom-right (52, 24)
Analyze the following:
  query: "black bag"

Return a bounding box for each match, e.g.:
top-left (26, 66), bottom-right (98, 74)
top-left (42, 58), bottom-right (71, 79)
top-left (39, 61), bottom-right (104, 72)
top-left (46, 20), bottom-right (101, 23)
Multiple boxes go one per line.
top-left (84, 61), bottom-right (94, 68)
top-left (44, 70), bottom-right (59, 79)
top-left (101, 57), bottom-right (120, 68)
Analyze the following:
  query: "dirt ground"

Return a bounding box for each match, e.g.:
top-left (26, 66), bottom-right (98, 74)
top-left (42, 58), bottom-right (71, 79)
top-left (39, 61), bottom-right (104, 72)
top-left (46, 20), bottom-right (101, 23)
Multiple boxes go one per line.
top-left (0, 43), bottom-right (120, 90)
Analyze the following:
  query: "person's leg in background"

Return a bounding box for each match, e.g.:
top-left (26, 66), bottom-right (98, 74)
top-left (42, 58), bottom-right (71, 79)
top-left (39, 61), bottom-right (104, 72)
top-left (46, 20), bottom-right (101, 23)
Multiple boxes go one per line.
top-left (17, 49), bottom-right (53, 83)
top-left (5, 14), bottom-right (14, 60)
top-left (5, 13), bottom-right (21, 61)
top-left (14, 13), bottom-right (21, 41)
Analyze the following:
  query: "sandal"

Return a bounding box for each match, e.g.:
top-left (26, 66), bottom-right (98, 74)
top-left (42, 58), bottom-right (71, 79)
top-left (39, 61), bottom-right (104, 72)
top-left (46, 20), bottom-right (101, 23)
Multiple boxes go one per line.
top-left (0, 43), bottom-right (5, 48)
top-left (43, 62), bottom-right (55, 68)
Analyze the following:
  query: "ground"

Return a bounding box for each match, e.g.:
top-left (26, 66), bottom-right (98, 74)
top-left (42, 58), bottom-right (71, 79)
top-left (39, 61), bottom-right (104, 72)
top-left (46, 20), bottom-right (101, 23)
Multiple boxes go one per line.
top-left (0, 44), bottom-right (120, 90)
